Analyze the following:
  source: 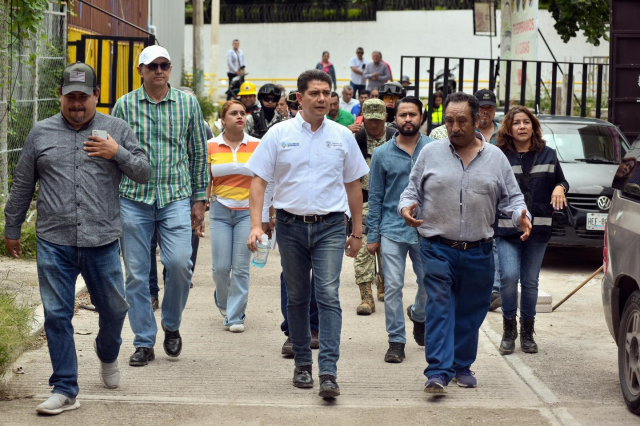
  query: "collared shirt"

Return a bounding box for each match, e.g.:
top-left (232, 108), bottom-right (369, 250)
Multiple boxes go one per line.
top-left (4, 112), bottom-right (150, 247)
top-left (326, 109), bottom-right (355, 127)
top-left (340, 98), bottom-right (359, 113)
top-left (367, 133), bottom-right (433, 245)
top-left (245, 112), bottom-right (369, 215)
top-left (349, 56), bottom-right (368, 85)
top-left (112, 85), bottom-right (208, 208)
top-left (364, 62), bottom-right (391, 90)
top-left (226, 48), bottom-right (244, 74)
top-left (398, 135), bottom-right (530, 242)
top-left (477, 119), bottom-right (500, 144)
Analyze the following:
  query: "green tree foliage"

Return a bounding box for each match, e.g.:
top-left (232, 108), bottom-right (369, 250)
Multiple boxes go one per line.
top-left (548, 0), bottom-right (609, 46)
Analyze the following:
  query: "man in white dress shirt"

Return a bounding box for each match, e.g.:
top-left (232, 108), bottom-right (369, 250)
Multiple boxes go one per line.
top-left (246, 69), bottom-right (368, 400)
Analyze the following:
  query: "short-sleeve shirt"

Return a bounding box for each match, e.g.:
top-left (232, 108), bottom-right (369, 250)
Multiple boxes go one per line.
top-left (245, 113), bottom-right (369, 215)
top-left (327, 109), bottom-right (355, 127)
top-left (349, 56), bottom-right (367, 85)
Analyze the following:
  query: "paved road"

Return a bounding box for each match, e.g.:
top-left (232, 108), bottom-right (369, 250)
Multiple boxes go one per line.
top-left (0, 233), bottom-right (637, 425)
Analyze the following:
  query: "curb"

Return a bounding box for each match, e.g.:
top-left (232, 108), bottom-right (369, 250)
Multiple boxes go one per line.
top-left (0, 277), bottom-right (87, 387)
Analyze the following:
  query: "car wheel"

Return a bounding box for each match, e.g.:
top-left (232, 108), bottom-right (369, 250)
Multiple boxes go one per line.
top-left (618, 290), bottom-right (640, 415)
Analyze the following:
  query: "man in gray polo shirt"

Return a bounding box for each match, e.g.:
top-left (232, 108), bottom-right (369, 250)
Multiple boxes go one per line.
top-left (4, 62), bottom-right (150, 415)
top-left (398, 92), bottom-right (531, 394)
top-left (364, 51), bottom-right (391, 91)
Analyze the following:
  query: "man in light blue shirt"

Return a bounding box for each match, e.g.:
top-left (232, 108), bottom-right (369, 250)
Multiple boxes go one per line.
top-left (367, 97), bottom-right (432, 364)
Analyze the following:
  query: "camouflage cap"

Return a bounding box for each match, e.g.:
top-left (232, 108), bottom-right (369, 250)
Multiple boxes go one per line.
top-left (362, 99), bottom-right (386, 120)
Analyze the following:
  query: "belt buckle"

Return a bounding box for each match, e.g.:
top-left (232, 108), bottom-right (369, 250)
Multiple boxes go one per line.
top-left (303, 215), bottom-right (317, 223)
top-left (451, 241), bottom-right (467, 250)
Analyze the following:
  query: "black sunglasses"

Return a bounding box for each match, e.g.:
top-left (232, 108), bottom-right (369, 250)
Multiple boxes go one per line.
top-left (262, 96), bottom-right (277, 103)
top-left (146, 62), bottom-right (171, 71)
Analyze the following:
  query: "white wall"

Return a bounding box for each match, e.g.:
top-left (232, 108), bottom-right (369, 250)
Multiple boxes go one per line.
top-left (150, 0), bottom-right (185, 87)
top-left (185, 9), bottom-right (609, 96)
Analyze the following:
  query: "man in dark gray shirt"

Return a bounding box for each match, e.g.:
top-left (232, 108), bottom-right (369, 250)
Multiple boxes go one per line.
top-left (4, 62), bottom-right (150, 415)
top-left (398, 92), bottom-right (531, 394)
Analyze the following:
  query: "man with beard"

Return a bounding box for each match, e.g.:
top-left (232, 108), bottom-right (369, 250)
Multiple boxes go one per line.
top-left (352, 99), bottom-right (395, 315)
top-left (245, 83), bottom-right (285, 138)
top-left (4, 62), bottom-right (150, 414)
top-left (366, 97), bottom-right (432, 363)
top-left (399, 91), bottom-right (531, 393)
top-left (377, 82), bottom-right (406, 126)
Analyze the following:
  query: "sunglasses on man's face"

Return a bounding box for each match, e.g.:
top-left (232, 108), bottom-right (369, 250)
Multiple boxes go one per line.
top-left (146, 62), bottom-right (171, 71)
top-left (262, 96), bottom-right (277, 103)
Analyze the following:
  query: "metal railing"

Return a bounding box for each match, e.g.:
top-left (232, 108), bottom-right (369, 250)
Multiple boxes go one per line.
top-left (220, 0), bottom-right (473, 24)
top-left (400, 55), bottom-right (610, 133)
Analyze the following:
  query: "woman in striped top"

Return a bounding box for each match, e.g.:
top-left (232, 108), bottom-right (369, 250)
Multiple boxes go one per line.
top-left (207, 100), bottom-right (266, 333)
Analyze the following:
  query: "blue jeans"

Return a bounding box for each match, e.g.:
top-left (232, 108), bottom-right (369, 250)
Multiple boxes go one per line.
top-left (36, 238), bottom-right (128, 398)
top-left (281, 272), bottom-right (319, 335)
top-left (381, 236), bottom-right (428, 344)
top-left (276, 210), bottom-right (346, 377)
top-left (350, 82), bottom-right (366, 96)
top-left (496, 237), bottom-right (548, 321)
top-left (420, 237), bottom-right (494, 383)
top-left (492, 240), bottom-right (501, 293)
top-left (209, 201), bottom-right (252, 326)
top-left (120, 197), bottom-right (193, 348)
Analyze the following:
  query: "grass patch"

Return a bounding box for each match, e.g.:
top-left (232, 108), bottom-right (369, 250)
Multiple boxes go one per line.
top-left (0, 207), bottom-right (37, 259)
top-left (0, 282), bottom-right (36, 377)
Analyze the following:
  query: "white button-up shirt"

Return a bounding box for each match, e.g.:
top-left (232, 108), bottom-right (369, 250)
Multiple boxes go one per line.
top-left (226, 48), bottom-right (244, 74)
top-left (245, 113), bottom-right (369, 216)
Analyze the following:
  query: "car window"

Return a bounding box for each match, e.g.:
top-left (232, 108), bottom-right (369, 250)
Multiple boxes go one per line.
top-left (543, 123), bottom-right (629, 164)
top-left (615, 141), bottom-right (640, 198)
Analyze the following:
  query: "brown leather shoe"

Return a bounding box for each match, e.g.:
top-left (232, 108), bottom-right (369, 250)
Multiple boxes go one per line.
top-left (311, 330), bottom-right (319, 349)
top-left (282, 337), bottom-right (294, 357)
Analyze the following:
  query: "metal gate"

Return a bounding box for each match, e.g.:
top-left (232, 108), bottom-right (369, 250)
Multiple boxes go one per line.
top-left (68, 34), bottom-right (155, 110)
top-left (609, 0), bottom-right (640, 143)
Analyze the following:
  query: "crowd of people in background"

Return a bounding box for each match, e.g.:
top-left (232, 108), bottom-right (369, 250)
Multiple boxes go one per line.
top-left (3, 39), bottom-right (569, 414)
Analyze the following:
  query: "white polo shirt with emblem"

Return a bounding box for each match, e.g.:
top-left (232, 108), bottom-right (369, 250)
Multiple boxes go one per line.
top-left (245, 112), bottom-right (369, 216)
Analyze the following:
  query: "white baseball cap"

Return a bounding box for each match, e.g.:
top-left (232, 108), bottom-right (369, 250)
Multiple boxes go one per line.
top-left (138, 45), bottom-right (171, 66)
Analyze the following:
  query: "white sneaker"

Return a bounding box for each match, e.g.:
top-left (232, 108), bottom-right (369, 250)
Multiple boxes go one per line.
top-left (229, 324), bottom-right (245, 333)
top-left (94, 341), bottom-right (121, 389)
top-left (36, 394), bottom-right (80, 415)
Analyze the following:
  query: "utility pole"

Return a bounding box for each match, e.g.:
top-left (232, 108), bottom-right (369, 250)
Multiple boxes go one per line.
top-left (209, 0), bottom-right (220, 105)
top-left (192, 0), bottom-right (205, 97)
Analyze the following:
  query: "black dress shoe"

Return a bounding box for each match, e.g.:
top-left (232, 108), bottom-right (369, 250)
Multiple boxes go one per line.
top-left (319, 375), bottom-right (340, 398)
top-left (161, 322), bottom-right (182, 357)
top-left (293, 365), bottom-right (314, 388)
top-left (310, 330), bottom-right (320, 350)
top-left (129, 347), bottom-right (155, 366)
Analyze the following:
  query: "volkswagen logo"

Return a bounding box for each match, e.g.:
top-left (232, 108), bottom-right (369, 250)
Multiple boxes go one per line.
top-left (597, 196), bottom-right (612, 211)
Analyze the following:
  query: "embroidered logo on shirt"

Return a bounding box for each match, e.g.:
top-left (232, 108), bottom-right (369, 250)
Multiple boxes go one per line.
top-left (326, 141), bottom-right (342, 148)
top-left (281, 142), bottom-right (300, 149)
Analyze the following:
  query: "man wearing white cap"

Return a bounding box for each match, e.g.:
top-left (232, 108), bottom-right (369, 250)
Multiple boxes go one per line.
top-left (112, 45), bottom-right (209, 367)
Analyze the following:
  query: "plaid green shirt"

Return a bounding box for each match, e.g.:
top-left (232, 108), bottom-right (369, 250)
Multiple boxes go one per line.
top-left (112, 85), bottom-right (208, 208)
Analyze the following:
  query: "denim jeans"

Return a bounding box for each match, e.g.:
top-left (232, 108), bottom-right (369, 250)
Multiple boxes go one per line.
top-left (492, 240), bottom-right (501, 294)
top-left (420, 237), bottom-right (494, 383)
top-left (36, 238), bottom-right (129, 398)
top-left (281, 272), bottom-right (319, 336)
top-left (276, 210), bottom-right (346, 377)
top-left (349, 82), bottom-right (366, 97)
top-left (209, 201), bottom-right (252, 326)
top-left (120, 197), bottom-right (193, 348)
top-left (381, 236), bottom-right (428, 344)
top-left (496, 237), bottom-right (548, 321)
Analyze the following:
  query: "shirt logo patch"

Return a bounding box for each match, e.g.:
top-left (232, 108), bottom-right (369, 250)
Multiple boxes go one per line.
top-left (281, 142), bottom-right (300, 148)
top-left (326, 141), bottom-right (342, 148)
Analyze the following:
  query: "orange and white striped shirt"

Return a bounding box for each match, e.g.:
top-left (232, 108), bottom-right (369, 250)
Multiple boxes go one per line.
top-left (208, 132), bottom-right (261, 210)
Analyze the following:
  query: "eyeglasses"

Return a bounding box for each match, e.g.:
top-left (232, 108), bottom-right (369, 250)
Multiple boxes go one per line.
top-left (262, 96), bottom-right (277, 103)
top-left (145, 62), bottom-right (171, 71)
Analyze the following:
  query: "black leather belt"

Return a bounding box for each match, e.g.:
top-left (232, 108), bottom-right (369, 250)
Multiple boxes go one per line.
top-left (278, 209), bottom-right (343, 224)
top-left (429, 236), bottom-right (492, 251)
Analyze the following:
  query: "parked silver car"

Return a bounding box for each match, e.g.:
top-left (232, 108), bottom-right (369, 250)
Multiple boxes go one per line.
top-left (602, 139), bottom-right (640, 415)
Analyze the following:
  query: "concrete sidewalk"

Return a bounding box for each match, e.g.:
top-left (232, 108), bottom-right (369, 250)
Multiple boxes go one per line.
top-left (0, 234), bottom-right (626, 425)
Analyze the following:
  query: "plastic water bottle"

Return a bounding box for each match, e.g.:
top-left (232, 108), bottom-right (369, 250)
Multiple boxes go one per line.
top-left (251, 234), bottom-right (270, 268)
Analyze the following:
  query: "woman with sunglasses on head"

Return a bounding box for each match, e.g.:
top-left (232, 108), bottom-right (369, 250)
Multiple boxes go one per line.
top-left (207, 100), bottom-right (271, 333)
top-left (494, 106), bottom-right (568, 355)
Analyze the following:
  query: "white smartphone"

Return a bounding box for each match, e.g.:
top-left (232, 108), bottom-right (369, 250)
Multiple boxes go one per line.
top-left (92, 129), bottom-right (108, 140)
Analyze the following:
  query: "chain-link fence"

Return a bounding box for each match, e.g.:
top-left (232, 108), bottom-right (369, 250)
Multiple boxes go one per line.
top-left (0, 3), bottom-right (67, 199)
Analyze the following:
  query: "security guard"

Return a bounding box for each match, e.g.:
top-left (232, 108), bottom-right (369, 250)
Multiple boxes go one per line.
top-left (353, 99), bottom-right (395, 315)
top-left (238, 81), bottom-right (260, 115)
top-left (245, 83), bottom-right (286, 138)
top-left (286, 90), bottom-right (300, 118)
top-left (378, 82), bottom-right (406, 125)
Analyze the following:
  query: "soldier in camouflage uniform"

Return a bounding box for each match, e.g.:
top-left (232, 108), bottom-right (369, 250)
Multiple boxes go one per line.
top-left (353, 99), bottom-right (396, 315)
top-left (245, 84), bottom-right (286, 138)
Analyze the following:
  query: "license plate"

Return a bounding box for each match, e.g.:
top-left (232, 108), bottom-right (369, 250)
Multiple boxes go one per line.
top-left (586, 213), bottom-right (608, 231)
